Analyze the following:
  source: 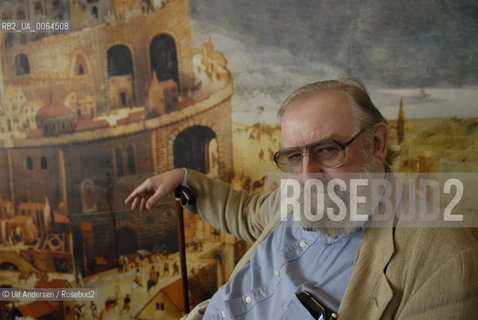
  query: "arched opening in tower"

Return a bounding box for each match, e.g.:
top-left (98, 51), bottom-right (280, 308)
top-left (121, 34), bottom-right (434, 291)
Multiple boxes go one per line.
top-left (74, 55), bottom-right (88, 75)
top-left (150, 34), bottom-right (180, 88)
top-left (107, 45), bottom-right (133, 76)
top-left (0, 262), bottom-right (19, 271)
top-left (15, 54), bottom-right (30, 76)
top-left (107, 45), bottom-right (135, 108)
top-left (174, 126), bottom-right (217, 174)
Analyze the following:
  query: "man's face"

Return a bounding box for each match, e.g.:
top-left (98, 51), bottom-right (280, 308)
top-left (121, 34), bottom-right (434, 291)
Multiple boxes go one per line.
top-left (280, 89), bottom-right (385, 238)
top-left (280, 89), bottom-right (373, 176)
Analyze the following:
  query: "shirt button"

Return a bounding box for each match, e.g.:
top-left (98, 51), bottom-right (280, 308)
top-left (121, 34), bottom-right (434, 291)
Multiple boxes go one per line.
top-left (245, 296), bottom-right (252, 304)
top-left (274, 270), bottom-right (279, 276)
top-left (221, 311), bottom-right (226, 317)
top-left (299, 241), bottom-right (307, 248)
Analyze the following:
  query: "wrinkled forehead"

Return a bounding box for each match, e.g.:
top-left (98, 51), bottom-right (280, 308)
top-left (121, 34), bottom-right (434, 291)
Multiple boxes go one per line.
top-left (280, 90), bottom-right (356, 147)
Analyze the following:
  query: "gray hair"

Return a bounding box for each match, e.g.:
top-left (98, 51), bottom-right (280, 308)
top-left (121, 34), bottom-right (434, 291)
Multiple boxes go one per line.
top-left (277, 76), bottom-right (399, 166)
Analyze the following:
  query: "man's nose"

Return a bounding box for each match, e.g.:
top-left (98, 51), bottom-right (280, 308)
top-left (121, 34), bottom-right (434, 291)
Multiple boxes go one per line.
top-left (301, 155), bottom-right (324, 181)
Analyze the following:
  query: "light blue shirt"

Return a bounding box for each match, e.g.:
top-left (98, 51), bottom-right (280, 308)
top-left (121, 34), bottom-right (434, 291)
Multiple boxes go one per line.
top-left (203, 216), bottom-right (366, 320)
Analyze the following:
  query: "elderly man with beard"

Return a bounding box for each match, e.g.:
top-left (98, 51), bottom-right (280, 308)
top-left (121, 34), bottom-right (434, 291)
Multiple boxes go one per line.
top-left (125, 78), bottom-right (478, 320)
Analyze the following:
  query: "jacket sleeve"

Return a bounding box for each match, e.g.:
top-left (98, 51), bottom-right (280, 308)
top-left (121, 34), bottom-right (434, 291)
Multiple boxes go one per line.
top-left (397, 245), bottom-right (478, 319)
top-left (182, 169), bottom-right (280, 243)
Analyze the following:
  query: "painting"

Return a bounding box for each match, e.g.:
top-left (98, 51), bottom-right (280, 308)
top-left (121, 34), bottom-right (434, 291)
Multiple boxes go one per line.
top-left (0, 0), bottom-right (476, 319)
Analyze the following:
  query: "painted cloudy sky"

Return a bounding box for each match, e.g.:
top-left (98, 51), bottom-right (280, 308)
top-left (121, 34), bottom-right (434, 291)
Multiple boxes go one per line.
top-left (189, 0), bottom-right (478, 123)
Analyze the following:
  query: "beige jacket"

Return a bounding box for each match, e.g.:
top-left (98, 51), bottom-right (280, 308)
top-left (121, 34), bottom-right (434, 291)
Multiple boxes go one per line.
top-left (182, 169), bottom-right (478, 319)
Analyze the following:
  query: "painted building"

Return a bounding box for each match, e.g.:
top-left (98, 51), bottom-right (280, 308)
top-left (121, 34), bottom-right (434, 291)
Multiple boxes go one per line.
top-left (0, 0), bottom-right (235, 286)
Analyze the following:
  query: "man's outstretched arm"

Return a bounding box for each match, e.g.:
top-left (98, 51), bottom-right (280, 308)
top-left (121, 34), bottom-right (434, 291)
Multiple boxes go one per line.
top-left (125, 168), bottom-right (279, 242)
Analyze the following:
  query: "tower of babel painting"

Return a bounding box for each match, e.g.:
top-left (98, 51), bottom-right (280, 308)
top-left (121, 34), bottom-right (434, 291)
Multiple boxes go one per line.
top-left (0, 0), bottom-right (237, 317)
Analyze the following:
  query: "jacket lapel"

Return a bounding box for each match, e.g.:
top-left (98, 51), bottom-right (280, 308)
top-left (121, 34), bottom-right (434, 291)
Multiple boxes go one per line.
top-left (338, 226), bottom-right (395, 319)
top-left (338, 172), bottom-right (404, 319)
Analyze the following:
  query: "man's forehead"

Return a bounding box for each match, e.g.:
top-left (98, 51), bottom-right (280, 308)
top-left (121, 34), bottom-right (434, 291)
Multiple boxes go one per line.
top-left (280, 89), bottom-right (355, 146)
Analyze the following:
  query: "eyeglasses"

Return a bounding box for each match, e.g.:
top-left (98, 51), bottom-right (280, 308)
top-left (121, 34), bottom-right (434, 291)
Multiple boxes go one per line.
top-left (274, 129), bottom-right (367, 172)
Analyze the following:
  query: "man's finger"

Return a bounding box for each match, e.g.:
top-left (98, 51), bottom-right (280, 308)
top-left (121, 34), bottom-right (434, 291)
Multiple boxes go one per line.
top-left (139, 197), bottom-right (147, 212)
top-left (145, 187), bottom-right (166, 210)
top-left (125, 189), bottom-right (140, 204)
top-left (131, 197), bottom-right (140, 211)
top-left (125, 180), bottom-right (150, 204)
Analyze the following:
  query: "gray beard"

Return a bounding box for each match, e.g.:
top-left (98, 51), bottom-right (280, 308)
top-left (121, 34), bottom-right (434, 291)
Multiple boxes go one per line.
top-left (297, 160), bottom-right (381, 241)
top-left (298, 187), bottom-right (371, 241)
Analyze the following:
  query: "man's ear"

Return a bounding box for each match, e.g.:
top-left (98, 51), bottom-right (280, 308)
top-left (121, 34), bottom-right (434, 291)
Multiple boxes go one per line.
top-left (373, 122), bottom-right (389, 162)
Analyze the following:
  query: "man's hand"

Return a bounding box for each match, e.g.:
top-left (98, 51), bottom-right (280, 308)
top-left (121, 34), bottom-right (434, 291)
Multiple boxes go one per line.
top-left (125, 168), bottom-right (185, 211)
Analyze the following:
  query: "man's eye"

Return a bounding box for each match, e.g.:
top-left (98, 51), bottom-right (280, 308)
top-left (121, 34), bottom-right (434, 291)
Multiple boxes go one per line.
top-left (322, 147), bottom-right (338, 153)
top-left (287, 153), bottom-right (302, 161)
top-left (313, 146), bottom-right (339, 155)
top-left (313, 146), bottom-right (340, 160)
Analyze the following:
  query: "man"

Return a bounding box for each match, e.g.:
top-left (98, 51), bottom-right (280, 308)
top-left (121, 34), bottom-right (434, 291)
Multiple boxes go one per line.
top-left (125, 78), bottom-right (478, 319)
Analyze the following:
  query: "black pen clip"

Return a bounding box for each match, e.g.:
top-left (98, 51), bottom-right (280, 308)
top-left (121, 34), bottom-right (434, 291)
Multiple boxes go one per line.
top-left (296, 291), bottom-right (337, 320)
